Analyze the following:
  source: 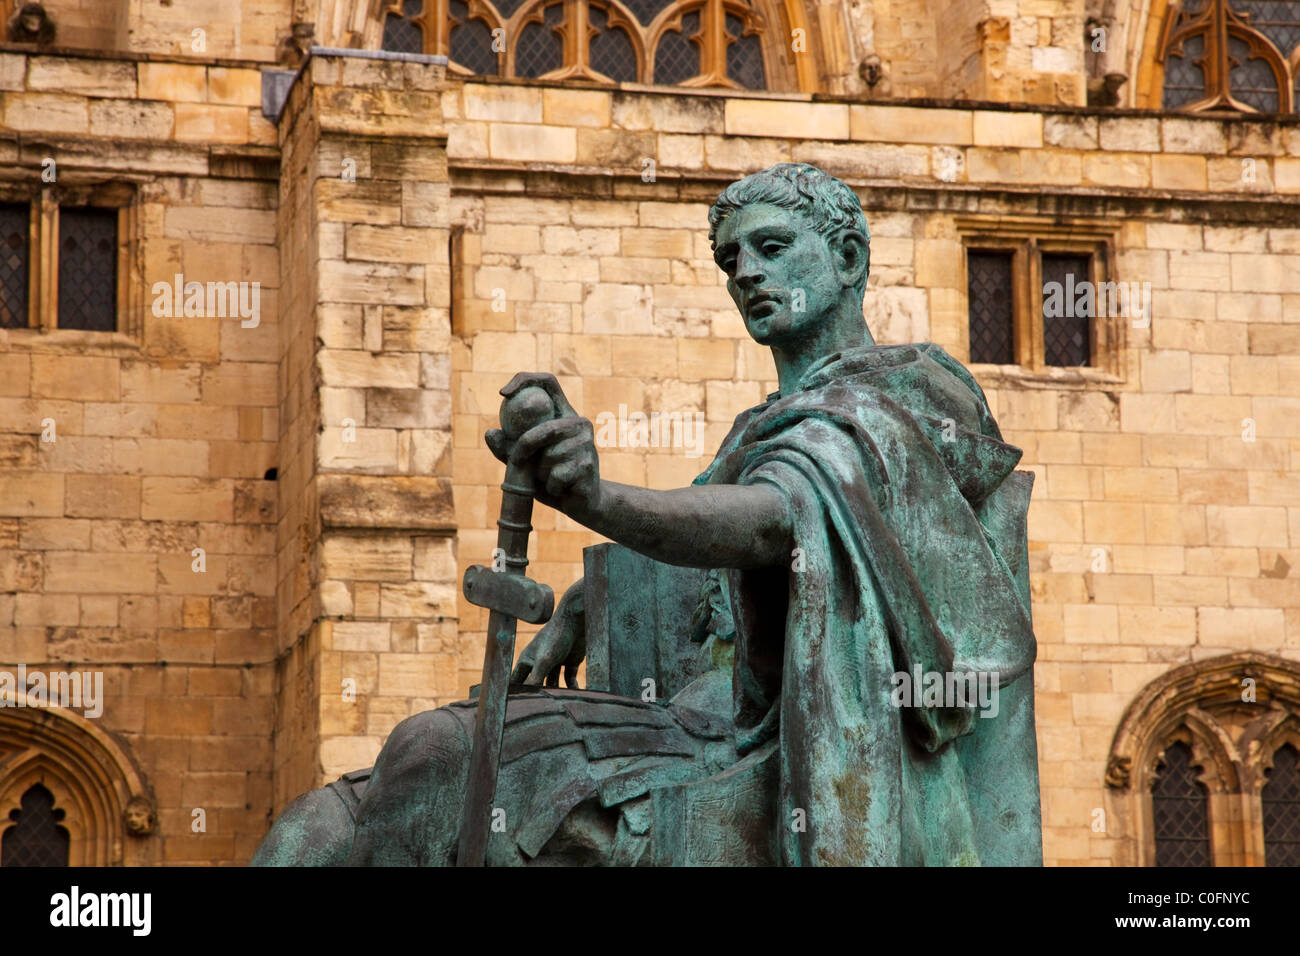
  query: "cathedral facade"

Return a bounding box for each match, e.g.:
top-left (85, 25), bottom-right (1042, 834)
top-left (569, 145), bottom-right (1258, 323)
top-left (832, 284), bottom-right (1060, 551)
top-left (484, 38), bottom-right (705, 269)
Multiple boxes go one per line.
top-left (0, 0), bottom-right (1298, 866)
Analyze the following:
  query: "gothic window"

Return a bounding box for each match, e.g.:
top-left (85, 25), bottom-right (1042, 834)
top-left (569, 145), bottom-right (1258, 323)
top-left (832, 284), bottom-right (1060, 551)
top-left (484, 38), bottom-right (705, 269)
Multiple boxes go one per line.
top-left (1107, 653), bottom-right (1300, 866)
top-left (381, 0), bottom-right (780, 88)
top-left (1040, 253), bottom-right (1092, 368)
top-left (1, 784), bottom-right (70, 867)
top-left (0, 202), bottom-right (28, 329)
top-left (1151, 741), bottom-right (1212, 866)
top-left (1262, 743), bottom-right (1300, 865)
top-left (966, 250), bottom-right (1015, 365)
top-left (0, 189), bottom-right (128, 334)
top-left (1159, 0), bottom-right (1300, 112)
top-left (0, 703), bottom-right (155, 866)
top-left (959, 222), bottom-right (1121, 375)
top-left (57, 207), bottom-right (117, 332)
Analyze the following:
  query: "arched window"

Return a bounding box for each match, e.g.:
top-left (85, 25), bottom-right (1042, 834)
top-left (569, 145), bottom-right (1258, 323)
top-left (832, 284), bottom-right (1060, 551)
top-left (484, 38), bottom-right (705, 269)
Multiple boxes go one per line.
top-left (0, 702), bottom-right (155, 866)
top-left (2, 783), bottom-right (70, 867)
top-left (1262, 743), bottom-right (1300, 866)
top-left (1106, 653), bottom-right (1300, 866)
top-left (1151, 740), bottom-right (1211, 866)
top-left (380, 0), bottom-right (785, 89)
top-left (1158, 0), bottom-right (1300, 112)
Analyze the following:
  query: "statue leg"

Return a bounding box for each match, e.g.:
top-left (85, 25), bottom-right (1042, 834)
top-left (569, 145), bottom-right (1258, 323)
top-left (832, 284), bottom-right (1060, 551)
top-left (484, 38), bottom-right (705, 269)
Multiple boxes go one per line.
top-left (347, 708), bottom-right (471, 866)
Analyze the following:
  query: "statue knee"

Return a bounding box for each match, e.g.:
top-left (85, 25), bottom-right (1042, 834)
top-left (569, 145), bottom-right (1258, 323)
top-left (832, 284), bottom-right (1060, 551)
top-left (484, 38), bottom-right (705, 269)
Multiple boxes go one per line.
top-left (251, 784), bottom-right (358, 866)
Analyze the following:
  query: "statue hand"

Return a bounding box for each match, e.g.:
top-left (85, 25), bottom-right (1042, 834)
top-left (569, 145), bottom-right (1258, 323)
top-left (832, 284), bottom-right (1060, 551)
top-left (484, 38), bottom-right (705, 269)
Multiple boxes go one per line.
top-left (512, 581), bottom-right (586, 688)
top-left (485, 373), bottom-right (601, 521)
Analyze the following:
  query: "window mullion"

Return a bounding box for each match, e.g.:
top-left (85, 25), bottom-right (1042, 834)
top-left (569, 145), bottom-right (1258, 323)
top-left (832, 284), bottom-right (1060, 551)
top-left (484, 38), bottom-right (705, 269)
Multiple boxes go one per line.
top-left (1019, 240), bottom-right (1040, 369)
top-left (37, 190), bottom-right (57, 331)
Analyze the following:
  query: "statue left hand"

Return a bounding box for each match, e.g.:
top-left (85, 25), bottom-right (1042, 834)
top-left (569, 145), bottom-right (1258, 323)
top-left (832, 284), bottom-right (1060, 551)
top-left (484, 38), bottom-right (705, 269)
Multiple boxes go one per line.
top-left (485, 372), bottom-right (602, 521)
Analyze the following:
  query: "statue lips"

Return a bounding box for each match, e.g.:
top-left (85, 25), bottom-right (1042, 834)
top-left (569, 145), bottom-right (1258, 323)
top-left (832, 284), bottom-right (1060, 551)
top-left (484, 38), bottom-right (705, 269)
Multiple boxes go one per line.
top-left (747, 292), bottom-right (782, 320)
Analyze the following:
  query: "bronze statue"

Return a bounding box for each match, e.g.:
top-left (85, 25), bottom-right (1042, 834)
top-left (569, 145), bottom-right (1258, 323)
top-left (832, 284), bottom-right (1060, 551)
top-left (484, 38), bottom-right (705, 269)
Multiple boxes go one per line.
top-left (254, 163), bottom-right (1042, 866)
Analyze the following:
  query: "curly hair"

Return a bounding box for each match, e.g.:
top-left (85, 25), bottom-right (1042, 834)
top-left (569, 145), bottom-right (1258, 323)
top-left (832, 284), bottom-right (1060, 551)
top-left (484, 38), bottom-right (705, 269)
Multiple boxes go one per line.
top-left (707, 163), bottom-right (871, 300)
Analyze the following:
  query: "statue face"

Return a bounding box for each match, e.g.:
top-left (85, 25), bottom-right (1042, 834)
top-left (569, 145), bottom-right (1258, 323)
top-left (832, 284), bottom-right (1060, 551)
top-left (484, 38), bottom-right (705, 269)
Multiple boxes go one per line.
top-left (714, 202), bottom-right (844, 347)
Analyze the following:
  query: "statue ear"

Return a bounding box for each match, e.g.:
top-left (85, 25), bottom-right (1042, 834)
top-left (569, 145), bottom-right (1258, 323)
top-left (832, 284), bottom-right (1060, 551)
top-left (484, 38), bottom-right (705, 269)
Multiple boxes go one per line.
top-left (830, 229), bottom-right (870, 291)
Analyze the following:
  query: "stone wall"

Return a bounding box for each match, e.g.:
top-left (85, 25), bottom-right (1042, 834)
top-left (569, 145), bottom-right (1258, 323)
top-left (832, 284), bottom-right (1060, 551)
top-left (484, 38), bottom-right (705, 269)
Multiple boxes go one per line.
top-left (442, 79), bottom-right (1300, 866)
top-left (272, 52), bottom-right (459, 795)
top-left (0, 50), bottom-right (279, 863)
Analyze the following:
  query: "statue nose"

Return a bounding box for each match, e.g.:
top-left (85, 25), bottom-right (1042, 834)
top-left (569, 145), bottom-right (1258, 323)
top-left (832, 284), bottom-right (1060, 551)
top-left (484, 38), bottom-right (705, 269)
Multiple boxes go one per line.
top-left (734, 251), bottom-right (765, 287)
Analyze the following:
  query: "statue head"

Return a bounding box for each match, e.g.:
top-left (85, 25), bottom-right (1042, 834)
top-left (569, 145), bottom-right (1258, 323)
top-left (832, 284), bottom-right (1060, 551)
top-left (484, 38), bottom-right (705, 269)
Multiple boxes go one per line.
top-left (859, 53), bottom-right (884, 88)
top-left (708, 163), bottom-right (870, 348)
top-left (123, 796), bottom-right (155, 837)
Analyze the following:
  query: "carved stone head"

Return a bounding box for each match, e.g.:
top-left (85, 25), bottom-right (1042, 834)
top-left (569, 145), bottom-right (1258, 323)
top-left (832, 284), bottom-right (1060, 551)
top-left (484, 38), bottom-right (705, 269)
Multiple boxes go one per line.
top-left (123, 796), bottom-right (156, 837)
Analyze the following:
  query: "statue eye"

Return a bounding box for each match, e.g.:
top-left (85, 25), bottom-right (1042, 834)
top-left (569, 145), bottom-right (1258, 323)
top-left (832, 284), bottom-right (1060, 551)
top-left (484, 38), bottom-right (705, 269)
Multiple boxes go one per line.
top-left (762, 241), bottom-right (785, 256)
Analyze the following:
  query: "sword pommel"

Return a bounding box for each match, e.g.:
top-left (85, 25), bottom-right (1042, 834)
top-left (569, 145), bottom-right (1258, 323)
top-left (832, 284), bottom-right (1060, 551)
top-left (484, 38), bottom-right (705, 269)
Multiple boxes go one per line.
top-left (500, 385), bottom-right (556, 440)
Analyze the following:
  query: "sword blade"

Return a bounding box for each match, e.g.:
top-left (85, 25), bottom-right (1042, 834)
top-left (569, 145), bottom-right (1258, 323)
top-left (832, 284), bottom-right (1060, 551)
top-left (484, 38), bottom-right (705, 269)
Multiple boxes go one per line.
top-left (455, 607), bottom-right (517, 867)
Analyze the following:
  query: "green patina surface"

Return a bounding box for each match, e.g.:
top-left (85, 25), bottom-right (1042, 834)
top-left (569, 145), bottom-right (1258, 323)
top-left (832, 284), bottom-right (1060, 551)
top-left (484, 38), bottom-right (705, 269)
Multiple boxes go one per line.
top-left (253, 164), bottom-right (1042, 867)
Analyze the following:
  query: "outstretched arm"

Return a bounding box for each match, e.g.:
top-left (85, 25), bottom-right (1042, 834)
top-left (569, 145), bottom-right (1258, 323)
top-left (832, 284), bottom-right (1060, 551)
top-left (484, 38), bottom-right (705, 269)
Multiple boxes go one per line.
top-left (568, 480), bottom-right (791, 570)
top-left (486, 373), bottom-right (793, 571)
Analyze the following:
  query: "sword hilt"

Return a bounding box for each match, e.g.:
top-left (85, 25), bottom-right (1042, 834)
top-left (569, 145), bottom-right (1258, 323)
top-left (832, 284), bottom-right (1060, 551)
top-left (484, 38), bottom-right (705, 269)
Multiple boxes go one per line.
top-left (455, 383), bottom-right (561, 867)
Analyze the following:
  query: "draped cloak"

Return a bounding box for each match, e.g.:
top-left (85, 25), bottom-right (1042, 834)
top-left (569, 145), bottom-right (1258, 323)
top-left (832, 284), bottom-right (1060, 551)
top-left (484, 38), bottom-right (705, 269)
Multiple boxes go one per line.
top-left (340, 341), bottom-right (1038, 867)
top-left (691, 341), bottom-right (1037, 865)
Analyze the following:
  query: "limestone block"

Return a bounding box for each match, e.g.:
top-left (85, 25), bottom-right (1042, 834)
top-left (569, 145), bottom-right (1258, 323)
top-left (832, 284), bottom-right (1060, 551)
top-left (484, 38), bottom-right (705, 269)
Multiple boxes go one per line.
top-left (972, 110), bottom-right (1043, 148)
top-left (1161, 117), bottom-right (1227, 154)
top-left (1151, 154), bottom-right (1206, 190)
top-left (138, 63), bottom-right (207, 102)
top-left (317, 474), bottom-right (456, 530)
top-left (725, 99), bottom-right (849, 140)
top-left (465, 84), bottom-right (543, 123)
top-left (207, 67), bottom-right (261, 106)
top-left (44, 551), bottom-right (156, 593)
top-left (31, 355), bottom-right (119, 402)
top-left (612, 92), bottom-right (723, 134)
top-left (319, 261), bottom-right (425, 306)
top-left (658, 133), bottom-right (703, 167)
top-left (1098, 117), bottom-right (1161, 152)
top-left (1082, 152), bottom-right (1150, 187)
top-left (28, 56), bottom-right (136, 97)
top-left (850, 105), bottom-right (972, 145)
top-left (0, 53), bottom-right (24, 91)
top-left (488, 123), bottom-right (576, 163)
top-left (581, 283), bottom-right (653, 335)
top-left (142, 477), bottom-right (234, 522)
top-left (3, 92), bottom-right (87, 134)
top-left (65, 475), bottom-right (141, 518)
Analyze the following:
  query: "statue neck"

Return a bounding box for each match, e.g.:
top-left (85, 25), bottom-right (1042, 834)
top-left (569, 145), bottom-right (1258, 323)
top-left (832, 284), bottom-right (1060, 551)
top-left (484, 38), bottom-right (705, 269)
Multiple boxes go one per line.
top-left (772, 306), bottom-right (874, 397)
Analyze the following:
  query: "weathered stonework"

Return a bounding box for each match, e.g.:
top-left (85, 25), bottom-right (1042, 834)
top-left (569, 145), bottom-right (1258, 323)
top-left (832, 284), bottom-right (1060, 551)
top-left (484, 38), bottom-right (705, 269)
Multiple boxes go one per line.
top-left (0, 0), bottom-right (1297, 867)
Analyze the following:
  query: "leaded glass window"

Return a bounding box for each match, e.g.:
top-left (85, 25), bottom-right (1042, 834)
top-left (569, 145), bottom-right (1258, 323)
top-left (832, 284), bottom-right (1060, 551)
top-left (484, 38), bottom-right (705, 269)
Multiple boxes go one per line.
top-left (0, 203), bottom-right (28, 329)
top-left (57, 207), bottom-right (117, 332)
top-left (1152, 741), bottom-right (1212, 867)
top-left (383, 0), bottom-right (426, 54)
top-left (515, 3), bottom-right (564, 77)
top-left (1041, 253), bottom-right (1092, 367)
top-left (1159, 0), bottom-right (1300, 112)
top-left (450, 0), bottom-right (501, 75)
top-left (967, 250), bottom-right (1014, 365)
top-left (387, 0), bottom-right (774, 88)
top-left (1263, 743), bottom-right (1300, 866)
top-left (1, 784), bottom-right (70, 867)
top-left (725, 10), bottom-right (765, 88)
top-left (654, 10), bottom-right (701, 83)
top-left (589, 6), bottom-right (638, 82)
